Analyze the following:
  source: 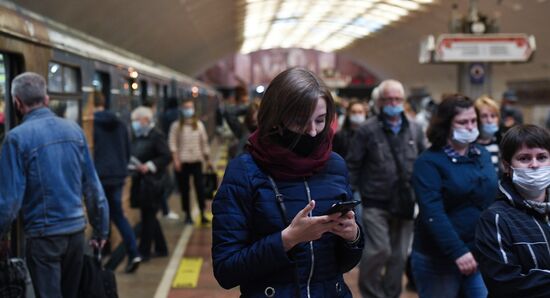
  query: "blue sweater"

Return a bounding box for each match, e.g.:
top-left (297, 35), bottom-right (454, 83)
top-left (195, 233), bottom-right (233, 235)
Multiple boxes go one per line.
top-left (412, 145), bottom-right (497, 260)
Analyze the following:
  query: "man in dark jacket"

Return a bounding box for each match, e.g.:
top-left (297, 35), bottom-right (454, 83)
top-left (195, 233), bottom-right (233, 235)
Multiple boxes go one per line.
top-left (347, 79), bottom-right (425, 298)
top-left (93, 91), bottom-right (141, 273)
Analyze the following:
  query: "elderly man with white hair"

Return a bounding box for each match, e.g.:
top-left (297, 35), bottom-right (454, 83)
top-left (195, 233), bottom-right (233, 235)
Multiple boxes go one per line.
top-left (129, 106), bottom-right (172, 261)
top-left (347, 79), bottom-right (426, 298)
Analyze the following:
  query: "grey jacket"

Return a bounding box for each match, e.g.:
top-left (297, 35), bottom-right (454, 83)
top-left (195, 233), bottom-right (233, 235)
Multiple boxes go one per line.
top-left (346, 114), bottom-right (425, 209)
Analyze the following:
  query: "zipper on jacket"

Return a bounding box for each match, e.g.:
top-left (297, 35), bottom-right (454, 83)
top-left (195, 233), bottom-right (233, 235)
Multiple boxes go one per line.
top-left (304, 180), bottom-right (314, 298)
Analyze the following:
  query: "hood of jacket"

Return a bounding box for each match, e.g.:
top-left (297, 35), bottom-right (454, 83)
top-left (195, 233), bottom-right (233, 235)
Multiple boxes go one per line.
top-left (94, 110), bottom-right (120, 131)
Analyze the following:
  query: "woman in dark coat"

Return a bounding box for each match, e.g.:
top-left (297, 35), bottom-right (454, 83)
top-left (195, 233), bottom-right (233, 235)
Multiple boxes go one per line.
top-left (129, 106), bottom-right (171, 260)
top-left (211, 68), bottom-right (364, 298)
top-left (411, 94), bottom-right (498, 298)
top-left (475, 124), bottom-right (550, 298)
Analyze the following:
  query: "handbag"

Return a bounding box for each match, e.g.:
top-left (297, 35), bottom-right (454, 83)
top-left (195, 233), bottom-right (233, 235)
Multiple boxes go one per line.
top-left (79, 249), bottom-right (118, 298)
top-left (383, 132), bottom-right (416, 220)
top-left (0, 257), bottom-right (33, 298)
top-left (203, 165), bottom-right (218, 200)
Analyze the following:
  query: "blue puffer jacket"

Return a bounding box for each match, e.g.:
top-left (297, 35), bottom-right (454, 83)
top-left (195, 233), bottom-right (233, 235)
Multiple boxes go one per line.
top-left (212, 152), bottom-right (363, 298)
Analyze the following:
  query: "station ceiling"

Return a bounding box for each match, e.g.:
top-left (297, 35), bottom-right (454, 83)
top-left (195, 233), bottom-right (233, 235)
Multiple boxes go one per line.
top-left (10, 0), bottom-right (550, 95)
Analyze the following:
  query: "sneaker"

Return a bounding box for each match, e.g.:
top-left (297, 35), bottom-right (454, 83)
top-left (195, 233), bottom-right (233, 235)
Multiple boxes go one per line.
top-left (201, 217), bottom-right (211, 225)
top-left (124, 256), bottom-right (142, 273)
top-left (164, 211), bottom-right (180, 220)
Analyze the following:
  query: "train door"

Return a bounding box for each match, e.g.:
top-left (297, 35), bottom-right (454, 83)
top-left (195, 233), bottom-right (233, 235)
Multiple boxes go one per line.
top-left (93, 71), bottom-right (111, 109)
top-left (0, 52), bottom-right (24, 255)
top-left (140, 79), bottom-right (148, 106)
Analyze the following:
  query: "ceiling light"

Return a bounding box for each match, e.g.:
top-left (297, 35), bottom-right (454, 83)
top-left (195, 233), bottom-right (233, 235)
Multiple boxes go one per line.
top-left (386, 0), bottom-right (420, 10)
top-left (240, 0), bottom-right (436, 53)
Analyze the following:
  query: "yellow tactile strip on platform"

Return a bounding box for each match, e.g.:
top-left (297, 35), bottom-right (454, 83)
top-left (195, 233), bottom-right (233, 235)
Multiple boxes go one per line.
top-left (172, 257), bottom-right (204, 288)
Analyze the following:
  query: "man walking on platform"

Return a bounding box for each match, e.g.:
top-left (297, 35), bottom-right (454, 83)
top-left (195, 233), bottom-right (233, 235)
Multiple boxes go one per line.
top-left (93, 91), bottom-right (141, 273)
top-left (347, 79), bottom-right (425, 298)
top-left (0, 72), bottom-right (109, 297)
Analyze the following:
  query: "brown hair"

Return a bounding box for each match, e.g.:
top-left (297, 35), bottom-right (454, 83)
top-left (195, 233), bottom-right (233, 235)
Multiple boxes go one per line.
top-left (427, 93), bottom-right (474, 149)
top-left (257, 67), bottom-right (334, 143)
top-left (342, 100), bottom-right (367, 130)
top-left (500, 124), bottom-right (550, 165)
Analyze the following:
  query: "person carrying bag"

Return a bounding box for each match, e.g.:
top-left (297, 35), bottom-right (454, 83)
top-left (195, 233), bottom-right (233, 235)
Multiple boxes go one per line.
top-left (79, 247), bottom-right (118, 298)
top-left (0, 238), bottom-right (34, 298)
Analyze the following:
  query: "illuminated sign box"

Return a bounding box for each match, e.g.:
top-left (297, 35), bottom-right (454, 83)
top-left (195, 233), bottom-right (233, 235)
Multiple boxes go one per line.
top-left (420, 33), bottom-right (536, 63)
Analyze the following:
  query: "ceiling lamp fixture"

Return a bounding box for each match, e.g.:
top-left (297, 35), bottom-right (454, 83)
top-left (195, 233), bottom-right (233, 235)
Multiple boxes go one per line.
top-left (241, 0), bottom-right (436, 53)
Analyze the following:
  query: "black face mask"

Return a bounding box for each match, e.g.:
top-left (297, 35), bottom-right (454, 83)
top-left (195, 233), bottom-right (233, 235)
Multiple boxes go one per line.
top-left (275, 128), bottom-right (324, 157)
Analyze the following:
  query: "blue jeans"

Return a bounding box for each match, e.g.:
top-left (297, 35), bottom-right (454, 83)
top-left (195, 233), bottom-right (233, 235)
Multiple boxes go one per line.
top-left (411, 251), bottom-right (487, 298)
top-left (26, 231), bottom-right (84, 298)
top-left (104, 183), bottom-right (139, 259)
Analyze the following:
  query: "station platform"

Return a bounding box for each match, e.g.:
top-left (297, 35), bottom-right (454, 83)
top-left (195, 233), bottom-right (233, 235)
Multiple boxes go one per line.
top-left (108, 138), bottom-right (418, 298)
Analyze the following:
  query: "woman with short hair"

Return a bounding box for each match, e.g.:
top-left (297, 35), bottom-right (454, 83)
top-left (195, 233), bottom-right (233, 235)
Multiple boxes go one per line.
top-left (475, 124), bottom-right (550, 297)
top-left (475, 95), bottom-right (501, 175)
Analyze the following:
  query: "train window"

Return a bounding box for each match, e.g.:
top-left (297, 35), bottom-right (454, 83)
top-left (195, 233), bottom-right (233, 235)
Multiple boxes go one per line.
top-left (48, 62), bottom-right (81, 94)
top-left (154, 83), bottom-right (160, 98)
top-left (49, 99), bottom-right (80, 123)
top-left (120, 77), bottom-right (130, 96)
top-left (48, 62), bottom-right (63, 92)
top-left (47, 62), bottom-right (81, 124)
top-left (63, 67), bottom-right (78, 93)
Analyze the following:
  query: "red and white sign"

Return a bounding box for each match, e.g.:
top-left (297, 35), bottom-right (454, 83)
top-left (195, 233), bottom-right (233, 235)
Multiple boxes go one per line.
top-left (433, 33), bottom-right (536, 63)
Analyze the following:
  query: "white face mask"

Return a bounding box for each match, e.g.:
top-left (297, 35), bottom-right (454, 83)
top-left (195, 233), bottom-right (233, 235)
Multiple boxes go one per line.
top-left (349, 114), bottom-right (365, 125)
top-left (512, 166), bottom-right (550, 199)
top-left (452, 127), bottom-right (479, 144)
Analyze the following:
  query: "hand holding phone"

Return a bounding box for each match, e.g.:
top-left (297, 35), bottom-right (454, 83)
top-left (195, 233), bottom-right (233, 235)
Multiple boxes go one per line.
top-left (323, 200), bottom-right (361, 216)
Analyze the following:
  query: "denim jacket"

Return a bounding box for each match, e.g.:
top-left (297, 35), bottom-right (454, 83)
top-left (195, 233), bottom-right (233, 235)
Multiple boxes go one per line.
top-left (0, 107), bottom-right (109, 239)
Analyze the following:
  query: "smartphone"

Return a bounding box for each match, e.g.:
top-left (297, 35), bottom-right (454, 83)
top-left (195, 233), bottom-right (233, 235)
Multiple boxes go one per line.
top-left (323, 200), bottom-right (361, 216)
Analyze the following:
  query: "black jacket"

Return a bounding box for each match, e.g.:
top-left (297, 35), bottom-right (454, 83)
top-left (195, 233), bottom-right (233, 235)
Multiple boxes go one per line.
top-left (93, 110), bottom-right (130, 186)
top-left (347, 114), bottom-right (425, 208)
top-left (333, 127), bottom-right (355, 160)
top-left (130, 128), bottom-right (171, 208)
top-left (475, 179), bottom-right (550, 298)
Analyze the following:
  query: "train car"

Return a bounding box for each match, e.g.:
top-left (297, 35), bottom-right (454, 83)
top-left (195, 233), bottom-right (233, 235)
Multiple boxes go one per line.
top-left (0, 2), bottom-right (220, 255)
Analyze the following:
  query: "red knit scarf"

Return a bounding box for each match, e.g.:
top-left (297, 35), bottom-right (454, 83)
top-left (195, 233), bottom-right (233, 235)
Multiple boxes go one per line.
top-left (247, 129), bottom-right (333, 180)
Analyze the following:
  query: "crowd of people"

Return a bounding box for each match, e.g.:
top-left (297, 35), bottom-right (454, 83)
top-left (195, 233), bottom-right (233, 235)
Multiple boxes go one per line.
top-left (0, 72), bottom-right (214, 296)
top-left (0, 69), bottom-right (549, 297)
top-left (211, 68), bottom-right (550, 298)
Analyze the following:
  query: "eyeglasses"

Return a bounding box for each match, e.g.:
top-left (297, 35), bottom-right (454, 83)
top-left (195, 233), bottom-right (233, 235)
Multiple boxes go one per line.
top-left (379, 97), bottom-right (404, 103)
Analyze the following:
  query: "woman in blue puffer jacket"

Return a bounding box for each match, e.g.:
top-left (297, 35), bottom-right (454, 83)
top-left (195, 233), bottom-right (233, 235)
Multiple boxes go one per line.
top-left (212, 67), bottom-right (364, 298)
